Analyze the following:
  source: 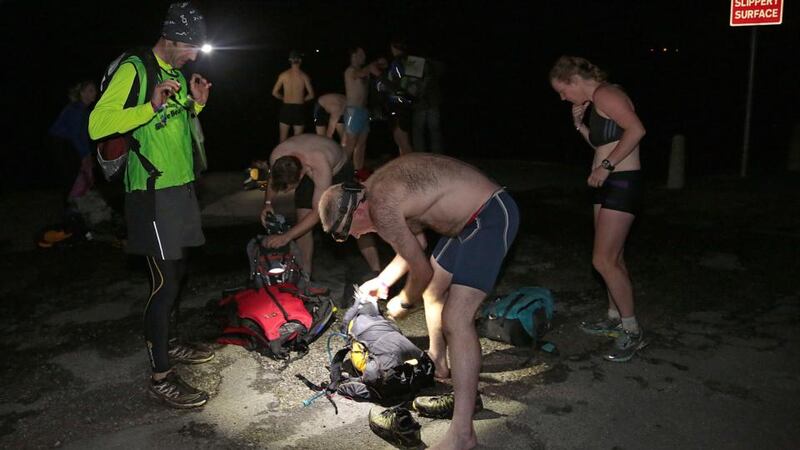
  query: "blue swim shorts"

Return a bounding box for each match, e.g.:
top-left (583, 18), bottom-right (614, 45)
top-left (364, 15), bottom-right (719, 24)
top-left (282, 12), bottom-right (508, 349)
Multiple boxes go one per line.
top-left (432, 189), bottom-right (519, 293)
top-left (344, 106), bottom-right (370, 135)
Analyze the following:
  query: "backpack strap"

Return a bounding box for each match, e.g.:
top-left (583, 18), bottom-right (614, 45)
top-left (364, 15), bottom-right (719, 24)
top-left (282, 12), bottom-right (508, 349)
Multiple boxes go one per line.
top-left (121, 47), bottom-right (160, 107)
top-left (118, 49), bottom-right (162, 208)
top-left (328, 347), bottom-right (351, 391)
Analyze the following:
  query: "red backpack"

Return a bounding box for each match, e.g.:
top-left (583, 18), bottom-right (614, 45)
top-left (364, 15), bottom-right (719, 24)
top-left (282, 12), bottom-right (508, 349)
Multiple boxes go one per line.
top-left (218, 283), bottom-right (333, 360)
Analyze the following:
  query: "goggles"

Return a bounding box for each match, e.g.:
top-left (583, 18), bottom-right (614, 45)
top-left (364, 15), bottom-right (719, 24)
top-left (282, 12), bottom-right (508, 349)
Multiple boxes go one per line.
top-left (330, 182), bottom-right (365, 242)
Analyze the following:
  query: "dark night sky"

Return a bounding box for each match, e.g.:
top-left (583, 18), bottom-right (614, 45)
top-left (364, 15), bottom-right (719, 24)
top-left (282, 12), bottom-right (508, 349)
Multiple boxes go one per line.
top-left (1, 0), bottom-right (798, 189)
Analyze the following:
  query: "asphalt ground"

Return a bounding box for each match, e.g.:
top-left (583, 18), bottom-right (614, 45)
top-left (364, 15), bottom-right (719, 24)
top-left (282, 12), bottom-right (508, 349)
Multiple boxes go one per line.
top-left (1, 161), bottom-right (798, 449)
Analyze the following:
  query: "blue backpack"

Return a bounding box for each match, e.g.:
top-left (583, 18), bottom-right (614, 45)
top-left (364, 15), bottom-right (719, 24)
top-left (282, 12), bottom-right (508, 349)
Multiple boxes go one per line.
top-left (477, 287), bottom-right (555, 347)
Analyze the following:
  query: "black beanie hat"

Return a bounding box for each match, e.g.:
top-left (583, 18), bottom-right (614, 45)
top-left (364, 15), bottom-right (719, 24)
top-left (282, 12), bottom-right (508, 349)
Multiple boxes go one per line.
top-left (162, 2), bottom-right (207, 44)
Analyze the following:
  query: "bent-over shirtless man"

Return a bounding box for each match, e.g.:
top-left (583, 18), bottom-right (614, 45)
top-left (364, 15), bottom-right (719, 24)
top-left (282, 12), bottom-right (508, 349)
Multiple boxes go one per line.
top-left (261, 134), bottom-right (381, 277)
top-left (272, 50), bottom-right (314, 142)
top-left (314, 93), bottom-right (347, 145)
top-left (318, 153), bottom-right (519, 450)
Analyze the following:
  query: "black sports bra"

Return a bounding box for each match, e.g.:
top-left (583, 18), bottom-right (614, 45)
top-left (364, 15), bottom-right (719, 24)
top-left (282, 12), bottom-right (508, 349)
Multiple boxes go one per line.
top-left (588, 105), bottom-right (623, 147)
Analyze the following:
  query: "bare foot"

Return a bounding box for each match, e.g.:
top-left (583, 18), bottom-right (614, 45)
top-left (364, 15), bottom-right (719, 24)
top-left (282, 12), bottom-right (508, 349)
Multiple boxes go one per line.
top-left (429, 427), bottom-right (478, 450)
top-left (428, 353), bottom-right (450, 379)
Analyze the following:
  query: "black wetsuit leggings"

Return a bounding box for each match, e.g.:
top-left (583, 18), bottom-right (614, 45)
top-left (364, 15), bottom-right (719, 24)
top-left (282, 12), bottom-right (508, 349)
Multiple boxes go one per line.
top-left (143, 256), bottom-right (186, 373)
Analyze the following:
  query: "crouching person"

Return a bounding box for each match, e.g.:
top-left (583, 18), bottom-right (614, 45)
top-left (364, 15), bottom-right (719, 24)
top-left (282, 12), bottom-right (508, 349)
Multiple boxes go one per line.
top-left (261, 134), bottom-right (381, 278)
top-left (319, 153), bottom-right (519, 449)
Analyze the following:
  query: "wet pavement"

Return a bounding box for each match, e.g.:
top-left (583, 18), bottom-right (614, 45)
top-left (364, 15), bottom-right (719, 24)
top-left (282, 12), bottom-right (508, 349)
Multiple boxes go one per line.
top-left (1, 161), bottom-right (798, 449)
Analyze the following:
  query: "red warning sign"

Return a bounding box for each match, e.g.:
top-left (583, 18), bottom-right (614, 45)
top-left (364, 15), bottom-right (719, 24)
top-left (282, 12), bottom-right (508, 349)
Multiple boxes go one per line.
top-left (730, 0), bottom-right (784, 26)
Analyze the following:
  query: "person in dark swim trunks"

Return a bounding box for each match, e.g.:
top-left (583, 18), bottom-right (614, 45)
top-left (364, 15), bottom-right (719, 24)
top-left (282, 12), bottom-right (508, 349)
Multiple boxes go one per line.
top-left (313, 93), bottom-right (346, 144)
top-left (318, 153), bottom-right (519, 450)
top-left (272, 50), bottom-right (315, 142)
top-left (550, 55), bottom-right (647, 363)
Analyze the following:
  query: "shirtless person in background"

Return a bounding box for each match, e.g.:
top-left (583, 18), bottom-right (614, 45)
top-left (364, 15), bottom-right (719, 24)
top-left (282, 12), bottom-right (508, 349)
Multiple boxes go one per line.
top-left (272, 50), bottom-right (315, 142)
top-left (314, 93), bottom-right (347, 145)
top-left (319, 153), bottom-right (519, 450)
top-left (261, 134), bottom-right (381, 277)
top-left (343, 47), bottom-right (384, 174)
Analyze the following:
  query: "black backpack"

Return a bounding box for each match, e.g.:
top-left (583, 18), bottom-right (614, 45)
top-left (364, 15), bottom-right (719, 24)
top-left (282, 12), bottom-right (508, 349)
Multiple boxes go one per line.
top-left (95, 48), bottom-right (161, 185)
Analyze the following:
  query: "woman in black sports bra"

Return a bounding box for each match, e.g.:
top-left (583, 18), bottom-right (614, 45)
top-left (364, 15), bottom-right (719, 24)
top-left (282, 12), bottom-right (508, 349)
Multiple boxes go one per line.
top-left (549, 56), bottom-right (647, 362)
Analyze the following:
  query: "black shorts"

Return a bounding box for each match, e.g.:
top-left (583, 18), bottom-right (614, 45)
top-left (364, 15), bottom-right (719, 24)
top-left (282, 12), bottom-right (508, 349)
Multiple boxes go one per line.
top-left (294, 160), bottom-right (355, 210)
top-left (593, 170), bottom-right (643, 214)
top-left (388, 103), bottom-right (412, 132)
top-left (313, 102), bottom-right (343, 128)
top-left (280, 103), bottom-right (306, 126)
top-left (125, 183), bottom-right (205, 260)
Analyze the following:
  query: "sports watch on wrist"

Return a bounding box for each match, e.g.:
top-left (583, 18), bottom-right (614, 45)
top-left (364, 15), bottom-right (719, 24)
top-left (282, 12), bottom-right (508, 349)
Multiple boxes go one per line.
top-left (601, 159), bottom-right (615, 171)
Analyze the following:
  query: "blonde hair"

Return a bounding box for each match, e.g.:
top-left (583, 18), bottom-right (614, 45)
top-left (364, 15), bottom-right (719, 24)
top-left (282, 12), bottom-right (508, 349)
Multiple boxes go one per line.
top-left (67, 80), bottom-right (96, 103)
top-left (549, 56), bottom-right (607, 83)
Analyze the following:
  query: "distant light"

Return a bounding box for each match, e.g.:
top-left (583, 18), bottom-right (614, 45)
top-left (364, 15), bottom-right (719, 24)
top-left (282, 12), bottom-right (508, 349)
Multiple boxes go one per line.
top-left (201, 44), bottom-right (213, 54)
top-left (650, 48), bottom-right (654, 52)
top-left (315, 49), bottom-right (320, 53)
top-left (675, 48), bottom-right (679, 52)
top-left (662, 47), bottom-right (668, 52)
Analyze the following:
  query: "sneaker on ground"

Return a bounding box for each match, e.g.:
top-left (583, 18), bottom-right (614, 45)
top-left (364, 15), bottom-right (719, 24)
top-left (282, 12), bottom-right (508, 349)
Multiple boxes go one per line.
top-left (604, 329), bottom-right (647, 362)
top-left (368, 405), bottom-right (422, 448)
top-left (412, 392), bottom-right (484, 419)
top-left (168, 340), bottom-right (215, 365)
top-left (579, 317), bottom-right (623, 337)
top-left (148, 371), bottom-right (209, 409)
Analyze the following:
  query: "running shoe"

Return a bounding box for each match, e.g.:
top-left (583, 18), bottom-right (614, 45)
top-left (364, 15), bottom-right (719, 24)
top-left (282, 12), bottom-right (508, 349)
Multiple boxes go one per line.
top-left (412, 392), bottom-right (484, 419)
top-left (368, 405), bottom-right (422, 448)
top-left (168, 339), bottom-right (215, 365)
top-left (148, 371), bottom-right (209, 409)
top-left (604, 329), bottom-right (647, 362)
top-left (579, 317), bottom-right (623, 337)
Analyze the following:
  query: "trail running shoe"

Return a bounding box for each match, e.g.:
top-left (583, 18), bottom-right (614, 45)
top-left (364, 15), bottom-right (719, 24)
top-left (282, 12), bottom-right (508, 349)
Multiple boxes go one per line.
top-left (579, 317), bottom-right (623, 337)
top-left (368, 405), bottom-right (422, 448)
top-left (604, 329), bottom-right (647, 363)
top-left (148, 371), bottom-right (209, 409)
top-left (412, 392), bottom-right (484, 419)
top-left (168, 340), bottom-right (215, 365)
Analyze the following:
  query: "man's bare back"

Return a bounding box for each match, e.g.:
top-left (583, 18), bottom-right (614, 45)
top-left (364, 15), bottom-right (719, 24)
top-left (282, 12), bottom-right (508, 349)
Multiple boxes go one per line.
top-left (365, 154), bottom-right (500, 237)
top-left (318, 93), bottom-right (346, 115)
top-left (271, 134), bottom-right (348, 184)
top-left (273, 68), bottom-right (313, 104)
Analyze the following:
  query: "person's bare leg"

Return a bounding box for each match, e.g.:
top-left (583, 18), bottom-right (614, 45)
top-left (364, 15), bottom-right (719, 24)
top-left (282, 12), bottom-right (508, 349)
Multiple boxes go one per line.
top-left (421, 257), bottom-right (453, 379)
top-left (335, 124), bottom-right (346, 147)
top-left (293, 125), bottom-right (304, 138)
top-left (353, 132), bottom-right (368, 170)
top-left (343, 132), bottom-right (356, 166)
top-left (593, 208), bottom-right (636, 317)
top-left (594, 204), bottom-right (619, 316)
top-left (279, 122), bottom-right (290, 143)
top-left (295, 208), bottom-right (314, 276)
top-left (393, 127), bottom-right (414, 155)
top-left (430, 284), bottom-right (484, 450)
top-left (356, 234), bottom-right (381, 272)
